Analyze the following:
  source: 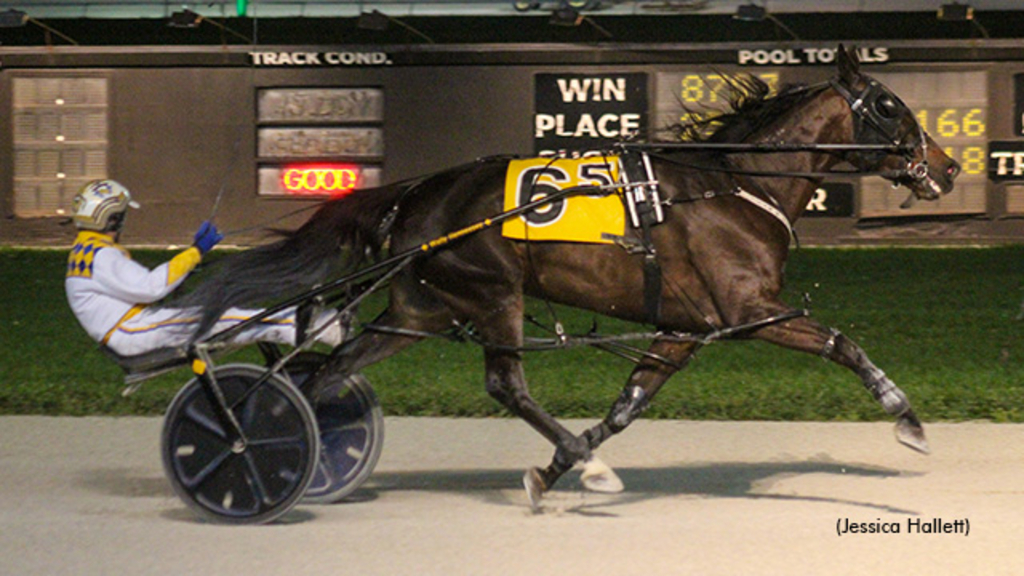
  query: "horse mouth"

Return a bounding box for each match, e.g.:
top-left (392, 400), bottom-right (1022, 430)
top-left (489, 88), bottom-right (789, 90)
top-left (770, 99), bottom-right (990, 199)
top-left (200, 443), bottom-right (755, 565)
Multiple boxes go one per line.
top-left (905, 164), bottom-right (956, 201)
top-left (920, 175), bottom-right (946, 200)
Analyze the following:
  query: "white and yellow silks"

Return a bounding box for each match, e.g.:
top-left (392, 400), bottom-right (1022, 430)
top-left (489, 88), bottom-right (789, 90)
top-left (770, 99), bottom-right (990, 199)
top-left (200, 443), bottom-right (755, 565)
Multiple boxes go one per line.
top-left (65, 231), bottom-right (297, 356)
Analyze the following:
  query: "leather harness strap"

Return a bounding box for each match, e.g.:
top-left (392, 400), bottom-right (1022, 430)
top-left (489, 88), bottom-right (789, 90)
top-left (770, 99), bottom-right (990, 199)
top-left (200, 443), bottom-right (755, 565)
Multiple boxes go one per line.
top-left (615, 151), bottom-right (799, 327)
top-left (618, 149), bottom-right (665, 326)
top-left (733, 187), bottom-right (795, 242)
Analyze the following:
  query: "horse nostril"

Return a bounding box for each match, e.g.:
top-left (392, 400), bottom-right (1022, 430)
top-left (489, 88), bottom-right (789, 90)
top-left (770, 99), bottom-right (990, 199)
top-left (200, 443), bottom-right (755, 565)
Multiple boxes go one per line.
top-left (947, 164), bottom-right (960, 178)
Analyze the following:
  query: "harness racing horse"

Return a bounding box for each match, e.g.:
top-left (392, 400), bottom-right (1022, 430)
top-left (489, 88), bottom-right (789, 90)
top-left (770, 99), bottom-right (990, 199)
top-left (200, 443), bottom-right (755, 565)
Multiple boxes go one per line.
top-left (181, 46), bottom-right (960, 507)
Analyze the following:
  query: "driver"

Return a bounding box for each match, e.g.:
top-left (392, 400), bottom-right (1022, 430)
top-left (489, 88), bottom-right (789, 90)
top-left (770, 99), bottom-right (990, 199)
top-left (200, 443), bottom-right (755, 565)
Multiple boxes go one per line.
top-left (65, 179), bottom-right (342, 357)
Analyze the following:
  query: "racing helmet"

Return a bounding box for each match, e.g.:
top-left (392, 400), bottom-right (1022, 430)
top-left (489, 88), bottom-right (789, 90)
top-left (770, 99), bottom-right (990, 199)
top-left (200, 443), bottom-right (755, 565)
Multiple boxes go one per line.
top-left (71, 180), bottom-right (140, 231)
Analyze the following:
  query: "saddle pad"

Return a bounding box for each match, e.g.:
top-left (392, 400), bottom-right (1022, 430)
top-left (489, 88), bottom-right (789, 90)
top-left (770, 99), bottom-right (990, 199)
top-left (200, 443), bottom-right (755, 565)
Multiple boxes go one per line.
top-left (502, 156), bottom-right (625, 244)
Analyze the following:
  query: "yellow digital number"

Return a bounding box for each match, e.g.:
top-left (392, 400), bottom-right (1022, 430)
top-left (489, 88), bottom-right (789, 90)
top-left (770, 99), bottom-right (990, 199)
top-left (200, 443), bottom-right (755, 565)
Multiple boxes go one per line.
top-left (680, 75), bottom-right (706, 104)
top-left (937, 109), bottom-right (959, 138)
top-left (758, 72), bottom-right (780, 96)
top-left (679, 72), bottom-right (780, 105)
top-left (960, 146), bottom-right (986, 175)
top-left (944, 146), bottom-right (986, 176)
top-left (705, 74), bottom-right (728, 104)
top-left (917, 108), bottom-right (986, 139)
top-left (962, 108), bottom-right (985, 137)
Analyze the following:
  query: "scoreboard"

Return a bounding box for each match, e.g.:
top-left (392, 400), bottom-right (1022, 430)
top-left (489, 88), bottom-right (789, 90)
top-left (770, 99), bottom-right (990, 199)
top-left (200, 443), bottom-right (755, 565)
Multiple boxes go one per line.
top-left (6, 40), bottom-right (1024, 240)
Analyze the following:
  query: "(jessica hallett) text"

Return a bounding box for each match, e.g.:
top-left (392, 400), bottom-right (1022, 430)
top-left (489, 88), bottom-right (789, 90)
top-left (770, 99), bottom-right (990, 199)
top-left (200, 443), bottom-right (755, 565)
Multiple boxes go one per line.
top-left (836, 517), bottom-right (969, 537)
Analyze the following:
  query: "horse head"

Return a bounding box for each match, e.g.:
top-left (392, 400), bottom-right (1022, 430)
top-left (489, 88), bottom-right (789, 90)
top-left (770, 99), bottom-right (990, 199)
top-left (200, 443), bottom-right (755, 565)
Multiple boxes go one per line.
top-left (832, 45), bottom-right (960, 203)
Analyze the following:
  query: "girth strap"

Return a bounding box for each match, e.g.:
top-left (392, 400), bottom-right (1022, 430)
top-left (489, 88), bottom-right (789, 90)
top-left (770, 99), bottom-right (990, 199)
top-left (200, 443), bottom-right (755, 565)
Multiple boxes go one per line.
top-left (619, 149), bottom-right (665, 326)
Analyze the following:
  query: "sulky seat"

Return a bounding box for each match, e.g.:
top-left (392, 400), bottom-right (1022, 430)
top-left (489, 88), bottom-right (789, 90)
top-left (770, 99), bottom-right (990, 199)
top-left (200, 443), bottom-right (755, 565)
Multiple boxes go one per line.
top-left (100, 345), bottom-right (191, 389)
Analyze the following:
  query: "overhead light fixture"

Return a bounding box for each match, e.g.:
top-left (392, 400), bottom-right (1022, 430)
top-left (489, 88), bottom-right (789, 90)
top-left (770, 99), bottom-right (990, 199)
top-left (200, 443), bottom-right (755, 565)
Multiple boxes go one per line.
top-left (168, 9), bottom-right (251, 43)
top-left (937, 2), bottom-right (989, 38)
top-left (357, 9), bottom-right (390, 32)
top-left (168, 9), bottom-right (203, 29)
top-left (0, 8), bottom-right (28, 28)
top-left (937, 2), bottom-right (971, 21)
top-left (357, 9), bottom-right (435, 44)
top-left (513, 1), bottom-right (541, 12)
top-left (0, 9), bottom-right (79, 45)
top-left (734, 3), bottom-right (766, 22)
top-left (548, 2), bottom-right (613, 38)
top-left (550, 6), bottom-right (584, 26)
top-left (733, 3), bottom-right (799, 40)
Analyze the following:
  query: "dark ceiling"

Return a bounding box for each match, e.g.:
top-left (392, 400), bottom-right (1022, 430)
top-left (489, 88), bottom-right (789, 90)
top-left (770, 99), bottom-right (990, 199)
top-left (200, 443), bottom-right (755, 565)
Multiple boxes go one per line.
top-left (1, 10), bottom-right (1021, 46)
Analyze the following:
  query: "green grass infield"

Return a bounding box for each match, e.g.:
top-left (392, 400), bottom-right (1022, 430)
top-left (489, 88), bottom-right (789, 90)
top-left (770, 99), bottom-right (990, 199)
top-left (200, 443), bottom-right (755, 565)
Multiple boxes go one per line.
top-left (2, 245), bottom-right (1022, 422)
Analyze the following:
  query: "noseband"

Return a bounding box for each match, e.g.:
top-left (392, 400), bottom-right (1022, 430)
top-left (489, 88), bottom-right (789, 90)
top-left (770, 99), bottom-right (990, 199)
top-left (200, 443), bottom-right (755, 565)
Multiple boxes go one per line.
top-left (829, 77), bottom-right (930, 183)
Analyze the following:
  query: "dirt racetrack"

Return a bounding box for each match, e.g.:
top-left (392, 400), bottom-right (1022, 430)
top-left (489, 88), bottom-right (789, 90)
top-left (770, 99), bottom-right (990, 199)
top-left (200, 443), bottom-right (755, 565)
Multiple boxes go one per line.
top-left (1, 416), bottom-right (1022, 575)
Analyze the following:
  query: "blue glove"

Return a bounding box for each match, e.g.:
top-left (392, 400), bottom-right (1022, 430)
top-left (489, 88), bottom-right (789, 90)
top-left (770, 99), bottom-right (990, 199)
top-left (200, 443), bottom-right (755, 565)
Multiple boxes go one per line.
top-left (193, 220), bottom-right (223, 255)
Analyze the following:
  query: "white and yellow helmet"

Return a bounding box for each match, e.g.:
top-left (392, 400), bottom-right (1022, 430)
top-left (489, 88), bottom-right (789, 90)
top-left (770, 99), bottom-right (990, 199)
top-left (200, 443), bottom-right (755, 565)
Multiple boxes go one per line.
top-left (71, 179), bottom-right (140, 231)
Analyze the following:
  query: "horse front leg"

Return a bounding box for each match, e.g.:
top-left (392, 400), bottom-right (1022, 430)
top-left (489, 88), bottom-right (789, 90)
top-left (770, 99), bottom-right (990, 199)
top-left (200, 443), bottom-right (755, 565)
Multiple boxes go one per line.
top-left (754, 314), bottom-right (930, 454)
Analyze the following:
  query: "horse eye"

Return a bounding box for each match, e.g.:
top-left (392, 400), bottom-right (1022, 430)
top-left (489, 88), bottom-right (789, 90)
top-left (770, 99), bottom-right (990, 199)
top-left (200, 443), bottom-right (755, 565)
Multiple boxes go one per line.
top-left (876, 96), bottom-right (898, 119)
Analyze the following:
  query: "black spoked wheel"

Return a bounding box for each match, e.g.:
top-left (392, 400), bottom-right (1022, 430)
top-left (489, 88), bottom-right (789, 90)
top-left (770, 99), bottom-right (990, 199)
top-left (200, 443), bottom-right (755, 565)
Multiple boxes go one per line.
top-left (161, 364), bottom-right (320, 525)
top-left (285, 353), bottom-right (385, 504)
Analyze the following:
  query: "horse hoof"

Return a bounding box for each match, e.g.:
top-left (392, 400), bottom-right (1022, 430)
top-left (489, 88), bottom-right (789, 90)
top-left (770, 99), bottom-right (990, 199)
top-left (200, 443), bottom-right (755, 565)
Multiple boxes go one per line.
top-left (895, 412), bottom-right (930, 455)
top-left (580, 457), bottom-right (624, 493)
top-left (523, 467), bottom-right (546, 512)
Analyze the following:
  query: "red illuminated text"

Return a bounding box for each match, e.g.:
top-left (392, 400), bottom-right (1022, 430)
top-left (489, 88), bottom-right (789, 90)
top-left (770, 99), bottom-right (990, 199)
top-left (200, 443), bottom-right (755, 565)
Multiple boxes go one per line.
top-left (281, 167), bottom-right (360, 195)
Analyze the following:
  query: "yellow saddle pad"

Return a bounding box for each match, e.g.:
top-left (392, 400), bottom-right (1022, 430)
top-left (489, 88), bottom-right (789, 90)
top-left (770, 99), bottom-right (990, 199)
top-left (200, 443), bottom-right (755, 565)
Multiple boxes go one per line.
top-left (502, 156), bottom-right (625, 244)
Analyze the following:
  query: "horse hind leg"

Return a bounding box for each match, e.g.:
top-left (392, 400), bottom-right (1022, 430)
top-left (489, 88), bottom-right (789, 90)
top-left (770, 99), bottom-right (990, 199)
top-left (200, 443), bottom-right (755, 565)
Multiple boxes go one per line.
top-left (466, 304), bottom-right (603, 509)
top-left (527, 340), bottom-right (702, 499)
top-left (480, 343), bottom-right (600, 510)
top-left (755, 314), bottom-right (929, 454)
top-left (583, 340), bottom-right (701, 446)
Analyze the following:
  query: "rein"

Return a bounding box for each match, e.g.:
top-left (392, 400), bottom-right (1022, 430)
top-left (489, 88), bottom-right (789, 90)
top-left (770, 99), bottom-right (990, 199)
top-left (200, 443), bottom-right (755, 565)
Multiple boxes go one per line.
top-left (362, 308), bottom-right (811, 369)
top-left (618, 143), bottom-right (914, 182)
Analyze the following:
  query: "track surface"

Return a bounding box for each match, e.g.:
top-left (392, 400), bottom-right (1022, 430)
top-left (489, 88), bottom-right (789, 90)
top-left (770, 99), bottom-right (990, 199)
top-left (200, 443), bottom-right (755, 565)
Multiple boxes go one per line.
top-left (2, 416), bottom-right (1022, 575)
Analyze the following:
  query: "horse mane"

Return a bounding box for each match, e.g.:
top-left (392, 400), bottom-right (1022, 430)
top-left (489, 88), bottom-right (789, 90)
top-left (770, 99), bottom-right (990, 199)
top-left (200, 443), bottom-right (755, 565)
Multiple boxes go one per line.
top-left (661, 74), bottom-right (826, 144)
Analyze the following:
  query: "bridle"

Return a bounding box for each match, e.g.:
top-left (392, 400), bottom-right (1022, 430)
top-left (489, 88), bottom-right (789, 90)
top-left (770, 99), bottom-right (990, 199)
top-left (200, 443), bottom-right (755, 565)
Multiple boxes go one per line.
top-left (626, 76), bottom-right (931, 185)
top-left (828, 76), bottom-right (930, 184)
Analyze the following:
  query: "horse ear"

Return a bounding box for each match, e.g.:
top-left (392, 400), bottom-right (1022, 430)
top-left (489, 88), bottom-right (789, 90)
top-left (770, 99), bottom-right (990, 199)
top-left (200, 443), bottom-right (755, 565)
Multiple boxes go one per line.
top-left (836, 44), bottom-right (860, 84)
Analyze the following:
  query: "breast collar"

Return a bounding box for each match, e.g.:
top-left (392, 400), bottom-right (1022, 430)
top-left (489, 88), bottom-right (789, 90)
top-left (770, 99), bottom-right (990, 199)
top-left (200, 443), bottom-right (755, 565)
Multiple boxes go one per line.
top-left (732, 186), bottom-right (794, 242)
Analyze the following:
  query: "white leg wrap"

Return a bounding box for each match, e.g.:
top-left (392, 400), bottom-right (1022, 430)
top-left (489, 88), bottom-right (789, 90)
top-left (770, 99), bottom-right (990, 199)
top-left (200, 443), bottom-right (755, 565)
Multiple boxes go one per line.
top-left (866, 367), bottom-right (909, 416)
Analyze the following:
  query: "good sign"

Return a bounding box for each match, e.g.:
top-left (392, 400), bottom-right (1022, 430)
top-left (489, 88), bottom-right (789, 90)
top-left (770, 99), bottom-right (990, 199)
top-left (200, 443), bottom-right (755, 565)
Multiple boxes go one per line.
top-left (282, 167), bottom-right (361, 193)
top-left (257, 165), bottom-right (382, 198)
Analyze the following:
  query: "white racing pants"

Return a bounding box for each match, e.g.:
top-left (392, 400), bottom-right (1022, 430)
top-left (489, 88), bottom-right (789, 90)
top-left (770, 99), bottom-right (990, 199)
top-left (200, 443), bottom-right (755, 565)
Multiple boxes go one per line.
top-left (104, 306), bottom-right (298, 357)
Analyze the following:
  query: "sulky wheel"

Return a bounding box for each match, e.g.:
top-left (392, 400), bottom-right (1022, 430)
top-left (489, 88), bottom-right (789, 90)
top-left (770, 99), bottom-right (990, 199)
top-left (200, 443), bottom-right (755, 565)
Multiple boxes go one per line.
top-left (284, 353), bottom-right (385, 504)
top-left (161, 363), bottom-right (320, 525)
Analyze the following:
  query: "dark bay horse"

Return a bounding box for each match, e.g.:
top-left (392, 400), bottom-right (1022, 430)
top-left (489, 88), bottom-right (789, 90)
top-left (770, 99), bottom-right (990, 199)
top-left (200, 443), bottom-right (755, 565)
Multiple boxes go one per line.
top-left (182, 47), bottom-right (959, 506)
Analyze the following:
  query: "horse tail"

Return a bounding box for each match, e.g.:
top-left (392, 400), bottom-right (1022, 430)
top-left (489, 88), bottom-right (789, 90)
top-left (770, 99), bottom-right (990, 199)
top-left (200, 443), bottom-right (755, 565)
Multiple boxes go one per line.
top-left (175, 177), bottom-right (416, 335)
